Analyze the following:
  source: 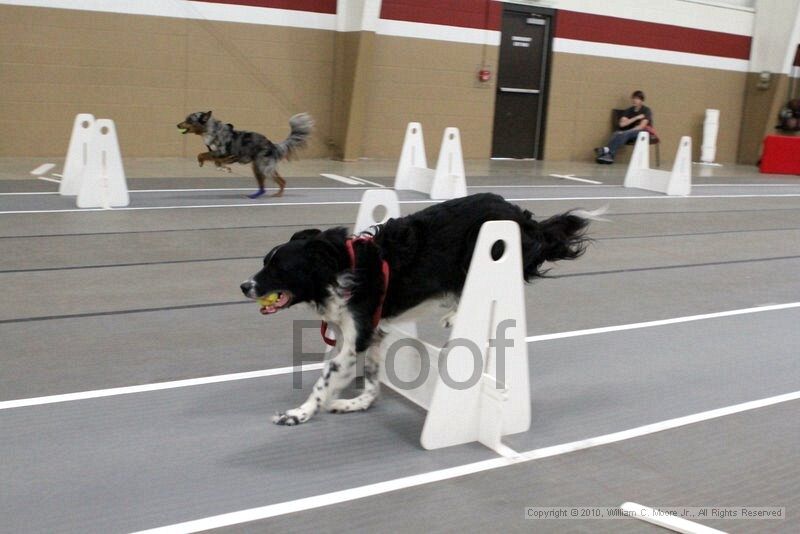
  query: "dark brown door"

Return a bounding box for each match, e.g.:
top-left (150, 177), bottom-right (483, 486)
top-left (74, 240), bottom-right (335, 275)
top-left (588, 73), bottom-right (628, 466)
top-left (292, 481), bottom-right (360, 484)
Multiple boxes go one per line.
top-left (491, 8), bottom-right (552, 159)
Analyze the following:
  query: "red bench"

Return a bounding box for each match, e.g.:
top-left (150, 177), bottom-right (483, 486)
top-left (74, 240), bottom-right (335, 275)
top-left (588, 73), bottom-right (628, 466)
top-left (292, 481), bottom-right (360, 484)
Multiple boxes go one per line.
top-left (759, 135), bottom-right (800, 174)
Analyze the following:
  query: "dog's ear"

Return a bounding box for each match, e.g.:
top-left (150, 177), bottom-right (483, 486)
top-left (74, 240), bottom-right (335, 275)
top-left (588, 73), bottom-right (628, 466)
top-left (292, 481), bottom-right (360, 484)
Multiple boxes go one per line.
top-left (290, 229), bottom-right (322, 241)
top-left (305, 239), bottom-right (341, 271)
top-left (201, 111), bottom-right (212, 123)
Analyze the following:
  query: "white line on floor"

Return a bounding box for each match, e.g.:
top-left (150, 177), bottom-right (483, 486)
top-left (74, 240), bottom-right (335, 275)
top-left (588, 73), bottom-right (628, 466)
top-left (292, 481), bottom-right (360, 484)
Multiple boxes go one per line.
top-left (36, 176), bottom-right (61, 184)
top-left (2, 182), bottom-right (797, 197)
top-left (30, 163), bottom-right (56, 175)
top-left (0, 363), bottom-right (325, 411)
top-left (132, 389), bottom-right (800, 533)
top-left (0, 187), bottom-right (375, 196)
top-left (320, 173), bottom-right (363, 185)
top-left (3, 302), bottom-right (797, 411)
top-left (4, 193), bottom-right (800, 215)
top-left (349, 175), bottom-right (386, 188)
top-left (549, 173), bottom-right (603, 185)
top-left (693, 183), bottom-right (800, 187)
top-left (620, 502), bottom-right (726, 534)
top-left (524, 302), bottom-right (800, 343)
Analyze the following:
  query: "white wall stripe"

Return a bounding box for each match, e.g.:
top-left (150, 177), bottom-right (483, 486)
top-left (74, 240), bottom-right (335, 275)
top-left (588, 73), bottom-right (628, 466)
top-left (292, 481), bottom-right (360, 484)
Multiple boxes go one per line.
top-left (376, 18), bottom-right (501, 46)
top-left (2, 0), bottom-right (753, 71)
top-left (554, 38), bottom-right (751, 72)
top-left (2, 0), bottom-right (754, 37)
top-left (500, 0), bottom-right (754, 35)
top-left (0, 0), bottom-right (337, 30)
top-left (132, 389), bottom-right (800, 533)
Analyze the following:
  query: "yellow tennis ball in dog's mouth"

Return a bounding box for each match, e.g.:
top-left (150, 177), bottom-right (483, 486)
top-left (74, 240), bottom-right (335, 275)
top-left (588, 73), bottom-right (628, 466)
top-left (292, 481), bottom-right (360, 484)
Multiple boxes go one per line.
top-left (258, 293), bottom-right (280, 307)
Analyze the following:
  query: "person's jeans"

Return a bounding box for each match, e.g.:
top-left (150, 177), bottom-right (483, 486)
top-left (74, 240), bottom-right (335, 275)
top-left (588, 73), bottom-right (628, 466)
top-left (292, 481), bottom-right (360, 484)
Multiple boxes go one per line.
top-left (607, 128), bottom-right (642, 157)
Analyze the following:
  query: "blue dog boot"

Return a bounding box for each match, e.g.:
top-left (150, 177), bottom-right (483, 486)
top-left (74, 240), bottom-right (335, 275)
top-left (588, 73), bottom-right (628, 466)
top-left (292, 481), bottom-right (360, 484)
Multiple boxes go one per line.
top-left (247, 189), bottom-right (266, 199)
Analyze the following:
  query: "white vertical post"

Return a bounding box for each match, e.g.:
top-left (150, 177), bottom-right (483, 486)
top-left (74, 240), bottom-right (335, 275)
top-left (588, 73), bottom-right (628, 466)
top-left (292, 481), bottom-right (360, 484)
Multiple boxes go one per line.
top-left (700, 109), bottom-right (719, 163)
top-left (60, 113), bottom-right (95, 196)
top-left (420, 221), bottom-right (530, 451)
top-left (625, 133), bottom-right (692, 196)
top-left (667, 136), bottom-right (692, 196)
top-left (77, 119), bottom-right (129, 208)
top-left (394, 122), bottom-right (427, 191)
top-left (431, 127), bottom-right (467, 200)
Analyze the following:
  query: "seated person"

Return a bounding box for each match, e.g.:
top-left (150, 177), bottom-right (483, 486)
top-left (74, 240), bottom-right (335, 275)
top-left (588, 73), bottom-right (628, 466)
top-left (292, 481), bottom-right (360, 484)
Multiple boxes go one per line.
top-left (595, 90), bottom-right (653, 164)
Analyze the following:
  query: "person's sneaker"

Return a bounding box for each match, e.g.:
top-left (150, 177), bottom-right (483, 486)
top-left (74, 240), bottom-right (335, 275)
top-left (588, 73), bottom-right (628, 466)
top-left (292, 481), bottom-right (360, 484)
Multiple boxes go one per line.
top-left (596, 154), bottom-right (614, 164)
top-left (594, 147), bottom-right (609, 157)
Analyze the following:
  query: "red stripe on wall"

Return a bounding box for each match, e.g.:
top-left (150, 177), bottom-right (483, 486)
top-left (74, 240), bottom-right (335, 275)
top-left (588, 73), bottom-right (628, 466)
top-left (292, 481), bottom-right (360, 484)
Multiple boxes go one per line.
top-left (191, 0), bottom-right (336, 14)
top-left (381, 0), bottom-right (501, 31)
top-left (556, 10), bottom-right (750, 60)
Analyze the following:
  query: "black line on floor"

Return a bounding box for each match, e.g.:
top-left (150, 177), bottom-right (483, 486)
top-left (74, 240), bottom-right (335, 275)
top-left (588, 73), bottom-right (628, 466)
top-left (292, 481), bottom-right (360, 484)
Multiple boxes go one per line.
top-left (0, 301), bottom-right (248, 325)
top-left (4, 227), bottom-right (799, 274)
top-left (555, 254), bottom-right (800, 278)
top-left (0, 256), bottom-right (262, 274)
top-left (0, 221), bottom-right (351, 240)
top-left (4, 255), bottom-right (800, 324)
top-left (598, 226), bottom-right (800, 241)
top-left (605, 207), bottom-right (800, 217)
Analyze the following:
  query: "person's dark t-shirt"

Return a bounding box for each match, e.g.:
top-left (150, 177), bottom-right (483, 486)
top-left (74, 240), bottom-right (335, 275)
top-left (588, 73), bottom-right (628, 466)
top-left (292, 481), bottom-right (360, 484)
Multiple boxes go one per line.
top-left (620, 105), bottom-right (653, 130)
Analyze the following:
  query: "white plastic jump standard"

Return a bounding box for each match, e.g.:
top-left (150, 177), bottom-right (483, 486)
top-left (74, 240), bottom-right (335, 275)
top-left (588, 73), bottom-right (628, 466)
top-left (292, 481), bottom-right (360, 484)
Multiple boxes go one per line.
top-left (60, 113), bottom-right (95, 196)
top-left (394, 122), bottom-right (468, 200)
top-left (353, 190), bottom-right (530, 452)
top-left (624, 132), bottom-right (692, 196)
top-left (77, 119), bottom-right (129, 208)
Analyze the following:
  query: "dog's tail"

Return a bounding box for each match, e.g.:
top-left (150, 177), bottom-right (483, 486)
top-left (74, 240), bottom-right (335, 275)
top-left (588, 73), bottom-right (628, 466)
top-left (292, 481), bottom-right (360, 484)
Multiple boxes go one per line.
top-left (520, 205), bottom-right (608, 280)
top-left (274, 113), bottom-right (314, 160)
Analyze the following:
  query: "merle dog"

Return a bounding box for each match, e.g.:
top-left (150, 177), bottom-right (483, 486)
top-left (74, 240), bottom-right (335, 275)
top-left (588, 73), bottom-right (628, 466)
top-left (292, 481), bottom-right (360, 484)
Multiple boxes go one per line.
top-left (177, 112), bottom-right (313, 198)
top-left (241, 193), bottom-right (600, 425)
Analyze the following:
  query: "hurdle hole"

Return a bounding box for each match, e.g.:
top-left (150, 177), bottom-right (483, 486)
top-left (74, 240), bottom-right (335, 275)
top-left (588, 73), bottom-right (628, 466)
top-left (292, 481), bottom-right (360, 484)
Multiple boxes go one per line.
top-left (490, 239), bottom-right (506, 261)
top-left (81, 120), bottom-right (91, 129)
top-left (449, 132), bottom-right (455, 141)
top-left (100, 126), bottom-right (109, 135)
top-left (372, 205), bottom-right (388, 224)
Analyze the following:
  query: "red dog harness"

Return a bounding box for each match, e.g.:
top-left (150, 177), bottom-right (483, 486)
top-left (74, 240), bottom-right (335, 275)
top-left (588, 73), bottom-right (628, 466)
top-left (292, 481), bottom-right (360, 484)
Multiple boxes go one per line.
top-left (321, 236), bottom-right (390, 346)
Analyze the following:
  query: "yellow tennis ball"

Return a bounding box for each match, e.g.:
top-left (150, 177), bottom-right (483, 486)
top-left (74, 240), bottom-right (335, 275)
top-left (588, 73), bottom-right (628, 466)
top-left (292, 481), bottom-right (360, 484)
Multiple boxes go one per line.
top-left (258, 293), bottom-right (280, 307)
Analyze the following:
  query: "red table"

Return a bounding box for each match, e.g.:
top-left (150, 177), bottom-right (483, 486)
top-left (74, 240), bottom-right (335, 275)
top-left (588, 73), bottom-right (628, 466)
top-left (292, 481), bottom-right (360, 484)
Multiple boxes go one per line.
top-left (760, 134), bottom-right (800, 174)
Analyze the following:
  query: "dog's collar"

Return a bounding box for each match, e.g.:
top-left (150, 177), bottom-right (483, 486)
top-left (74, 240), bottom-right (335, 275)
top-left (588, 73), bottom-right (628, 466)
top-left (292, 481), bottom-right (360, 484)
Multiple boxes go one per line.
top-left (321, 235), bottom-right (390, 347)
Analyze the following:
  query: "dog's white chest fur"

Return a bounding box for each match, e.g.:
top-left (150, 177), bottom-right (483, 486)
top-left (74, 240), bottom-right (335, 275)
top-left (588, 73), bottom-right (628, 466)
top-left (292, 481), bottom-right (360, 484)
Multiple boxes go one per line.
top-left (319, 285), bottom-right (349, 323)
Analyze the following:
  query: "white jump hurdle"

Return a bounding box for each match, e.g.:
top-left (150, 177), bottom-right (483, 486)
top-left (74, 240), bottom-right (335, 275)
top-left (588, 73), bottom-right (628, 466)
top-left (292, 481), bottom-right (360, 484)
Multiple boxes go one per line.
top-left (394, 122), bottom-right (468, 200)
top-left (60, 113), bottom-right (129, 208)
top-left (353, 190), bottom-right (530, 453)
top-left (624, 132), bottom-right (692, 196)
top-left (60, 113), bottom-right (95, 196)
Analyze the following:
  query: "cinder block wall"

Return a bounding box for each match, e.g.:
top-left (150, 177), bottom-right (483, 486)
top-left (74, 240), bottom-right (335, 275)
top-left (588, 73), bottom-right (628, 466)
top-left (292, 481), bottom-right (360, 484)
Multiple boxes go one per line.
top-left (0, 4), bottom-right (334, 157)
top-left (0, 0), bottom-right (770, 164)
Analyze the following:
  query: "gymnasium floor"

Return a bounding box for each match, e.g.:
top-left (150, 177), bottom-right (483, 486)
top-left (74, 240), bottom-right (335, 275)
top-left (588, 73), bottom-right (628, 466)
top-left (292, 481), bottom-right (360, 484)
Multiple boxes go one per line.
top-left (1, 158), bottom-right (799, 533)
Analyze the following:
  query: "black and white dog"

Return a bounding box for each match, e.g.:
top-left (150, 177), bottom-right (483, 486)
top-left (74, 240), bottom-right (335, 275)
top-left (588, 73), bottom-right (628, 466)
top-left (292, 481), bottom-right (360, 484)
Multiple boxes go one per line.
top-left (241, 193), bottom-right (598, 425)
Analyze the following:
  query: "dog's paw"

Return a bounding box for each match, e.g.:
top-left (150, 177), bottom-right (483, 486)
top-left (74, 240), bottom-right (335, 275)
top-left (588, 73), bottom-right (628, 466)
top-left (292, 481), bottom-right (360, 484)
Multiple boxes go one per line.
top-left (271, 408), bottom-right (310, 426)
top-left (328, 397), bottom-right (373, 414)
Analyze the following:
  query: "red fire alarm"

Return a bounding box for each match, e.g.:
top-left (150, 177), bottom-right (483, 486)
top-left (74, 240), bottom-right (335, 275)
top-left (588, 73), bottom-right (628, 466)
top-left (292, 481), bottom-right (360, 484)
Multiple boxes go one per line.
top-left (478, 69), bottom-right (491, 82)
